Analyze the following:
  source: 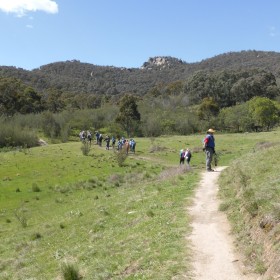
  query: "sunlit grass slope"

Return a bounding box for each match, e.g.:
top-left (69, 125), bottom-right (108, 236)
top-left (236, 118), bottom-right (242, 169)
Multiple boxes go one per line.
top-left (218, 141), bottom-right (280, 278)
top-left (0, 130), bottom-right (280, 279)
top-left (0, 138), bottom-right (199, 279)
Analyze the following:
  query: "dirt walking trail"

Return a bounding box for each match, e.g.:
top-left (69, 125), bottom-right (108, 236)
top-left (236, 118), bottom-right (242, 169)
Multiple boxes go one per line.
top-left (189, 166), bottom-right (258, 280)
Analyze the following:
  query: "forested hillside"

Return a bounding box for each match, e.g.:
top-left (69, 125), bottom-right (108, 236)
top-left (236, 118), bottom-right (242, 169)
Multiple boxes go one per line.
top-left (1, 50), bottom-right (280, 146)
top-left (1, 50), bottom-right (280, 97)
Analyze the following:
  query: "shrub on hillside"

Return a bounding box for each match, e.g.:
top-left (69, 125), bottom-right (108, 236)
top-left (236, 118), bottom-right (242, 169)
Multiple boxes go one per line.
top-left (41, 111), bottom-right (61, 139)
top-left (0, 121), bottom-right (38, 148)
top-left (32, 183), bottom-right (41, 192)
top-left (114, 148), bottom-right (127, 167)
top-left (81, 141), bottom-right (90, 156)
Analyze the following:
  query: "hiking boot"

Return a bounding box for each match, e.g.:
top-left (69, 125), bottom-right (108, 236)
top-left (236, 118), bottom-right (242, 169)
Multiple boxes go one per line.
top-left (207, 169), bottom-right (215, 172)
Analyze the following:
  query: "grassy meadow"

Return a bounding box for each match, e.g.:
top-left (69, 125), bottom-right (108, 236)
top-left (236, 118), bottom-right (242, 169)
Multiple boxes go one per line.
top-left (0, 131), bottom-right (280, 279)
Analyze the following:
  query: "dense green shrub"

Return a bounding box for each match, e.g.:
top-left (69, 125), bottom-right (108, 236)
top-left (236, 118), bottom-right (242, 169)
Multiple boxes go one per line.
top-left (41, 111), bottom-right (61, 139)
top-left (114, 148), bottom-right (127, 167)
top-left (32, 183), bottom-right (41, 192)
top-left (0, 119), bottom-right (38, 148)
top-left (81, 141), bottom-right (91, 156)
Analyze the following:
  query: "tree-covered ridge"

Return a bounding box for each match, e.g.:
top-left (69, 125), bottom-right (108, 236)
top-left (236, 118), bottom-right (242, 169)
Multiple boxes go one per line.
top-left (197, 50), bottom-right (280, 75)
top-left (1, 50), bottom-right (280, 97)
top-left (1, 50), bottom-right (280, 144)
top-left (1, 53), bottom-right (280, 116)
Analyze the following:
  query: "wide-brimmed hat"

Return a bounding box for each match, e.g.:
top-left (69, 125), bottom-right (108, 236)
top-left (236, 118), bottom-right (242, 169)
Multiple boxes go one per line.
top-left (207, 128), bottom-right (215, 133)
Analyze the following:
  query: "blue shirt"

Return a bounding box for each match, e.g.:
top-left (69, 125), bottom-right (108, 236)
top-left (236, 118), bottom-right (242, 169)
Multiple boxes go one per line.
top-left (204, 134), bottom-right (215, 148)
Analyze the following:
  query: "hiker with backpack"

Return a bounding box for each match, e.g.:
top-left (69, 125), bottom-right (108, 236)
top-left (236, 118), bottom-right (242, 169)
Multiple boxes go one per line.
top-left (124, 139), bottom-right (130, 154)
top-left (98, 133), bottom-right (103, 146)
top-left (87, 130), bottom-right (92, 145)
top-left (117, 138), bottom-right (122, 150)
top-left (203, 128), bottom-right (216, 171)
top-left (95, 131), bottom-right (100, 145)
top-left (111, 136), bottom-right (116, 149)
top-left (179, 149), bottom-right (185, 165)
top-left (129, 139), bottom-right (136, 153)
top-left (185, 148), bottom-right (192, 165)
top-left (105, 135), bottom-right (110, 150)
top-left (79, 130), bottom-right (86, 142)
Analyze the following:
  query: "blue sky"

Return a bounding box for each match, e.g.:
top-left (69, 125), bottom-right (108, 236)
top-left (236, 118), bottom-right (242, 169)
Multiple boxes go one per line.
top-left (0, 0), bottom-right (280, 70)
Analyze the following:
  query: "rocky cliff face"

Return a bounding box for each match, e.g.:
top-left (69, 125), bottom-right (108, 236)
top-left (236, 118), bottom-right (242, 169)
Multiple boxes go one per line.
top-left (141, 56), bottom-right (185, 69)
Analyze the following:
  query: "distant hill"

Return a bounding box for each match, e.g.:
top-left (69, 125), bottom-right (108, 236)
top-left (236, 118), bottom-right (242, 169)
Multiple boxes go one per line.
top-left (1, 50), bottom-right (280, 96)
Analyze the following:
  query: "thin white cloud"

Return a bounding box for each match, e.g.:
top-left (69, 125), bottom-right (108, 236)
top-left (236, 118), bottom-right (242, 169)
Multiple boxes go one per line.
top-left (26, 24), bottom-right (33, 28)
top-left (268, 26), bottom-right (277, 37)
top-left (0, 0), bottom-right (58, 17)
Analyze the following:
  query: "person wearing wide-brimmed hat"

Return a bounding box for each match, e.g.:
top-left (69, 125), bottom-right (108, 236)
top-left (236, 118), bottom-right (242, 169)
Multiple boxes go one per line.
top-left (203, 128), bottom-right (216, 171)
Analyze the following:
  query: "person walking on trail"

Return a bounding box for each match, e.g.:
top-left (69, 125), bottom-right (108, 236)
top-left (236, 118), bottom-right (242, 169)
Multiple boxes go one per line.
top-left (179, 149), bottom-right (185, 165)
top-left (98, 134), bottom-right (103, 146)
top-left (203, 128), bottom-right (216, 171)
top-left (129, 139), bottom-right (136, 153)
top-left (79, 130), bottom-right (86, 142)
top-left (87, 130), bottom-right (92, 145)
top-left (185, 148), bottom-right (192, 165)
top-left (111, 136), bottom-right (116, 149)
top-left (95, 131), bottom-right (100, 145)
top-left (105, 135), bottom-right (110, 150)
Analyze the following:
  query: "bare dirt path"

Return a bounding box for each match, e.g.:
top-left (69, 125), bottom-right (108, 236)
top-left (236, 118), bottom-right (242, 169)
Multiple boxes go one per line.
top-left (189, 166), bottom-right (258, 280)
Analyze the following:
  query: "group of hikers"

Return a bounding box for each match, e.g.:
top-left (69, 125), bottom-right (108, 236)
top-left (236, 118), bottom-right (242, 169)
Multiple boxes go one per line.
top-left (179, 148), bottom-right (192, 165)
top-left (116, 137), bottom-right (136, 153)
top-left (79, 128), bottom-right (216, 171)
top-left (79, 130), bottom-right (92, 144)
top-left (79, 130), bottom-right (136, 154)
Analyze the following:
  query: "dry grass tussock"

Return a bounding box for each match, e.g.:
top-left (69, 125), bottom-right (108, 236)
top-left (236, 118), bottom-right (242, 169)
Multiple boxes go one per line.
top-left (149, 145), bottom-right (168, 153)
top-left (157, 165), bottom-right (191, 181)
top-left (254, 141), bottom-right (280, 150)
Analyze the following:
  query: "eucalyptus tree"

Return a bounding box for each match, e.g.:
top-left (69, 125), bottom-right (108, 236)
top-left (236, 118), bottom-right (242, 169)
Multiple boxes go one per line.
top-left (115, 94), bottom-right (141, 137)
top-left (248, 97), bottom-right (279, 131)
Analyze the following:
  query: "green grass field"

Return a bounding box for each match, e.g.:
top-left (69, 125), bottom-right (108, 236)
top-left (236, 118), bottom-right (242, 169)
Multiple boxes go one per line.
top-left (0, 131), bottom-right (279, 279)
